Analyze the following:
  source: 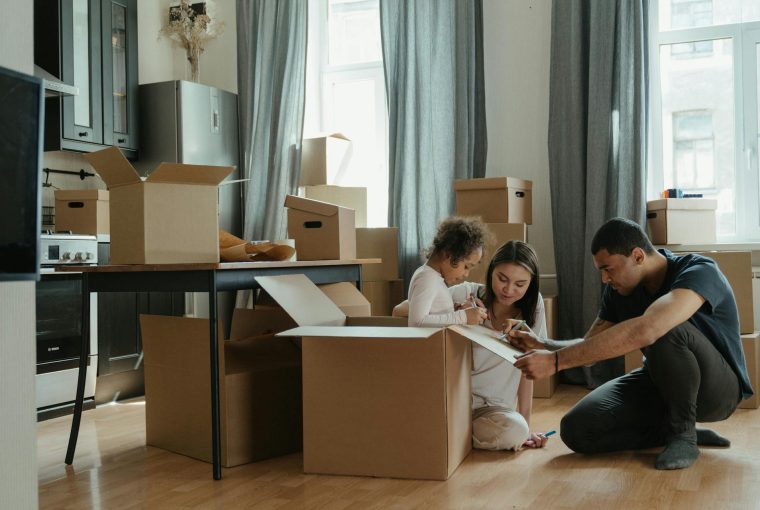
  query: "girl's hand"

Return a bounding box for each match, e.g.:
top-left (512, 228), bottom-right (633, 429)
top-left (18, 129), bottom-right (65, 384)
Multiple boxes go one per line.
top-left (464, 305), bottom-right (488, 324)
top-left (522, 431), bottom-right (550, 449)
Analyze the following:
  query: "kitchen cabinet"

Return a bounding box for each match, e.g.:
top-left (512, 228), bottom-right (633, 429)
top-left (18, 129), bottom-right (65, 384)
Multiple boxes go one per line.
top-left (34, 0), bottom-right (138, 159)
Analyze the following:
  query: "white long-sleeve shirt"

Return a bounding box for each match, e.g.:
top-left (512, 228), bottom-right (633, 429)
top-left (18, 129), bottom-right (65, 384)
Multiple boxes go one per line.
top-left (407, 265), bottom-right (467, 327)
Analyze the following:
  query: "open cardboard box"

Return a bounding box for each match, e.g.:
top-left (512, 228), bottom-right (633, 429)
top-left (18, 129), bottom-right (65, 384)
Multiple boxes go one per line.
top-left (141, 307), bottom-right (302, 467)
top-left (257, 274), bottom-right (523, 480)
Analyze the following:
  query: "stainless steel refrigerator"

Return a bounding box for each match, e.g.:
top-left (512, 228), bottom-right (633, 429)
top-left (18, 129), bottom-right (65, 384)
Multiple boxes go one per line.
top-left (135, 80), bottom-right (241, 237)
top-left (135, 80), bottom-right (242, 325)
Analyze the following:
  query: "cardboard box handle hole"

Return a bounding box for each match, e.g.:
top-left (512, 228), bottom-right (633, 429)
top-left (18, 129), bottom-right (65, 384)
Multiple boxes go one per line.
top-left (67, 202), bottom-right (85, 209)
top-left (304, 221), bottom-right (323, 229)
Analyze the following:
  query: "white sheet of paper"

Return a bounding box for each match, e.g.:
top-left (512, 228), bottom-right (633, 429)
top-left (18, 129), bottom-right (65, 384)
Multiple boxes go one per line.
top-left (448, 324), bottom-right (524, 364)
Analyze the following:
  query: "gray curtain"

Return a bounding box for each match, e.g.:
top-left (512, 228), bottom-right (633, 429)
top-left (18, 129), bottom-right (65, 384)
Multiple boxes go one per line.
top-left (236, 0), bottom-right (307, 244)
top-left (548, 0), bottom-right (648, 387)
top-left (380, 0), bottom-right (487, 291)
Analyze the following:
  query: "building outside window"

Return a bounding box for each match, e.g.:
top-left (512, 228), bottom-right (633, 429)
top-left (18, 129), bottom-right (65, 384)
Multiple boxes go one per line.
top-left (650, 0), bottom-right (760, 240)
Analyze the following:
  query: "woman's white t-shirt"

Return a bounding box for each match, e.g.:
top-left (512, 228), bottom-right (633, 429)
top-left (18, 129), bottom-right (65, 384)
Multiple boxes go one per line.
top-left (449, 282), bottom-right (547, 410)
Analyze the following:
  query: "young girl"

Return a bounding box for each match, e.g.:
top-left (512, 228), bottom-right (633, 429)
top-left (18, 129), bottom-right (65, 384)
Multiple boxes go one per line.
top-left (407, 217), bottom-right (490, 327)
top-left (399, 240), bottom-right (550, 450)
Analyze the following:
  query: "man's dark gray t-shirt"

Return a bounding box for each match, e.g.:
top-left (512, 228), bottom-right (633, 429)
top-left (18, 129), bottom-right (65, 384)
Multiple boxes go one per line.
top-left (599, 249), bottom-right (753, 399)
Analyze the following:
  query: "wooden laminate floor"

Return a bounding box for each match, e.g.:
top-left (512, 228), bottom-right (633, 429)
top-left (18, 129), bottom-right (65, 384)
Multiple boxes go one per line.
top-left (38, 385), bottom-right (760, 510)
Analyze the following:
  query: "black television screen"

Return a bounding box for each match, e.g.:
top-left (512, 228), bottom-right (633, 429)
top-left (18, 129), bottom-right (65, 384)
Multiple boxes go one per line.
top-left (0, 65), bottom-right (43, 281)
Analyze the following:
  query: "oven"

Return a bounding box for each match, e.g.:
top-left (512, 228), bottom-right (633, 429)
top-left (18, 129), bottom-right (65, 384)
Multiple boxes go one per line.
top-left (36, 234), bottom-right (98, 420)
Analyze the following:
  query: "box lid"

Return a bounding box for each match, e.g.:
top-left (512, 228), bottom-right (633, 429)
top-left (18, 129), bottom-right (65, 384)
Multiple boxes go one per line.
top-left (304, 132), bottom-right (350, 142)
top-left (146, 162), bottom-right (234, 186)
top-left (646, 198), bottom-right (718, 211)
top-left (284, 194), bottom-right (352, 217)
top-left (85, 146), bottom-right (142, 188)
top-left (255, 274), bottom-right (346, 326)
top-left (54, 189), bottom-right (109, 201)
top-left (454, 177), bottom-right (532, 192)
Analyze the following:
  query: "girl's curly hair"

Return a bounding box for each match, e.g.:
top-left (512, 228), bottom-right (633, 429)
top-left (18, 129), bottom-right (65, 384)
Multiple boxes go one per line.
top-left (426, 216), bottom-right (490, 266)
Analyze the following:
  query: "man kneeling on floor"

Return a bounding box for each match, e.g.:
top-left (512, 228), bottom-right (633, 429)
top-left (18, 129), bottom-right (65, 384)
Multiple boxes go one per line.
top-left (510, 217), bottom-right (753, 470)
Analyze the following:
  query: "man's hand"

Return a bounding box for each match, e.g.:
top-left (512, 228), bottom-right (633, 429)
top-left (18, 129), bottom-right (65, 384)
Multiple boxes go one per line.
top-left (514, 349), bottom-right (556, 380)
top-left (502, 319), bottom-right (543, 352)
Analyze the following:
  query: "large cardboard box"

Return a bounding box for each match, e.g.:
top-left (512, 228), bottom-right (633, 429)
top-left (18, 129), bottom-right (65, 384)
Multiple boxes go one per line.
top-left (454, 177), bottom-right (532, 224)
top-left (361, 279), bottom-right (405, 316)
top-left (259, 274), bottom-right (525, 480)
top-left (54, 189), bottom-right (110, 235)
top-left (300, 133), bottom-right (352, 186)
top-left (647, 198), bottom-right (717, 245)
top-left (740, 331), bottom-right (760, 409)
top-left (356, 227), bottom-right (399, 281)
top-left (304, 185), bottom-right (367, 228)
top-left (141, 308), bottom-right (302, 467)
top-left (86, 147), bottom-right (233, 264)
top-left (534, 295), bottom-right (558, 398)
top-left (467, 223), bottom-right (528, 285)
top-left (285, 195), bottom-right (356, 260)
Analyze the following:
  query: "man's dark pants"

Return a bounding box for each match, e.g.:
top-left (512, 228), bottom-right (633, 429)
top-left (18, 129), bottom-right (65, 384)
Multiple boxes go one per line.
top-left (561, 322), bottom-right (743, 453)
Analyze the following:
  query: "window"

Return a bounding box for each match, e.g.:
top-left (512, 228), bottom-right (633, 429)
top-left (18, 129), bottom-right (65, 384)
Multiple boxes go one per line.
top-left (304, 0), bottom-right (389, 227)
top-left (649, 0), bottom-right (760, 240)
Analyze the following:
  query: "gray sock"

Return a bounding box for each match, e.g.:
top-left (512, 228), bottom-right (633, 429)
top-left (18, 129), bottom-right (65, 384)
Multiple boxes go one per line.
top-left (655, 437), bottom-right (699, 470)
top-left (696, 428), bottom-right (730, 447)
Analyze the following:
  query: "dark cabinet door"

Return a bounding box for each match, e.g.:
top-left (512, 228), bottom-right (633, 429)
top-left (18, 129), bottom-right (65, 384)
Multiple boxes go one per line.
top-left (101, 0), bottom-right (138, 151)
top-left (97, 291), bottom-right (184, 377)
top-left (60, 0), bottom-right (104, 147)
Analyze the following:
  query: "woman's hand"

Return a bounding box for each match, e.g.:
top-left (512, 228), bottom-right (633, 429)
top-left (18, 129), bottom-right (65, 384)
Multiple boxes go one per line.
top-left (503, 319), bottom-right (544, 351)
top-left (522, 431), bottom-right (550, 449)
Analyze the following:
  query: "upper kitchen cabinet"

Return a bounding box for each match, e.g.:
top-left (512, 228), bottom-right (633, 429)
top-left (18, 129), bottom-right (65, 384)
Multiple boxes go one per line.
top-left (34, 0), bottom-right (138, 159)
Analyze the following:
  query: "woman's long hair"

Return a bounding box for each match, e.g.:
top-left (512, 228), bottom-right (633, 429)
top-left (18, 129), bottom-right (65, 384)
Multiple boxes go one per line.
top-left (482, 241), bottom-right (540, 328)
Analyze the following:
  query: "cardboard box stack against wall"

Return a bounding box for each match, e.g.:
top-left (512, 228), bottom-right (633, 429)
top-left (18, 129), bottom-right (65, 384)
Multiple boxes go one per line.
top-left (622, 250), bottom-right (759, 410)
top-left (452, 177), bottom-right (559, 397)
top-left (356, 227), bottom-right (404, 316)
top-left (260, 274), bottom-right (527, 481)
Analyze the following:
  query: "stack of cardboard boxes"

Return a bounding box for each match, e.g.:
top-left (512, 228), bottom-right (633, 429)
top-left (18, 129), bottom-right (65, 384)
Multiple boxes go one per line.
top-left (284, 133), bottom-right (366, 261)
top-left (453, 177), bottom-right (558, 398)
top-left (356, 227), bottom-right (404, 315)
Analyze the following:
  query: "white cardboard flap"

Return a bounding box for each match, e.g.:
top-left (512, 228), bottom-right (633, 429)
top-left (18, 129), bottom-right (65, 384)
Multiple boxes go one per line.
top-left (255, 274), bottom-right (346, 326)
top-left (447, 324), bottom-right (523, 364)
top-left (277, 326), bottom-right (438, 339)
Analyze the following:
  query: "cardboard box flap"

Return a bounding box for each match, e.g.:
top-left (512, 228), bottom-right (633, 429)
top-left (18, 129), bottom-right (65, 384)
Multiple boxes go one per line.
top-left (85, 146), bottom-right (142, 188)
top-left (54, 189), bottom-right (109, 201)
top-left (284, 194), bottom-right (349, 217)
top-left (305, 132), bottom-right (350, 142)
top-left (454, 177), bottom-right (532, 191)
top-left (147, 162), bottom-right (234, 186)
top-left (646, 198), bottom-right (718, 211)
top-left (255, 274), bottom-right (346, 326)
top-left (447, 324), bottom-right (522, 364)
top-left (277, 325), bottom-right (438, 339)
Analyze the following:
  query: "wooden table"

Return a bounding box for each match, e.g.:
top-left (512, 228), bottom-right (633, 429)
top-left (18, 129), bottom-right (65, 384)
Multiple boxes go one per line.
top-left (58, 259), bottom-right (379, 480)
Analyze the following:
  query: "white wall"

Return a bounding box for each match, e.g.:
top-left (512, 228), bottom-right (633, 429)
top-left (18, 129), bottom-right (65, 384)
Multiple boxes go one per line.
top-left (138, 0), bottom-right (238, 93)
top-left (483, 0), bottom-right (555, 288)
top-left (0, 0), bottom-right (39, 507)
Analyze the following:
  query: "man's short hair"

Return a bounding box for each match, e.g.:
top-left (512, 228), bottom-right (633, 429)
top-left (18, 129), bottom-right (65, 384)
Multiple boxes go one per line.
top-left (590, 217), bottom-right (655, 256)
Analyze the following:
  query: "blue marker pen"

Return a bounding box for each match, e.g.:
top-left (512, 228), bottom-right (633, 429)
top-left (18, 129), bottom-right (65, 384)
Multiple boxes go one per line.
top-left (544, 430), bottom-right (556, 437)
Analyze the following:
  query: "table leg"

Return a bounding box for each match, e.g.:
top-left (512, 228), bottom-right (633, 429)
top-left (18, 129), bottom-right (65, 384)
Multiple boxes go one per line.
top-left (65, 273), bottom-right (91, 464)
top-left (208, 271), bottom-right (222, 480)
